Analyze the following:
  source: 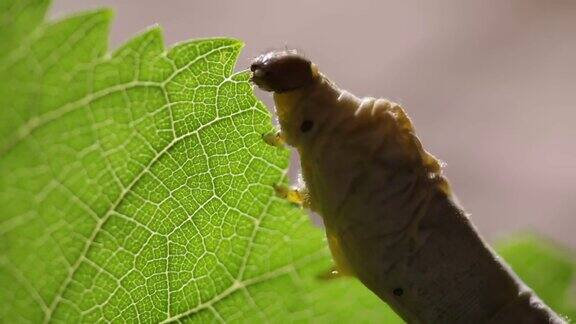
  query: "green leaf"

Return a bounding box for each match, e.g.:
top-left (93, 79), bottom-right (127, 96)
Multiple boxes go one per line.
top-left (0, 1), bottom-right (399, 322)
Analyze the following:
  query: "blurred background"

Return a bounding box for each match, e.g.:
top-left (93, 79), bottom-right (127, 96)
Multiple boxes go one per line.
top-left (51, 0), bottom-right (576, 248)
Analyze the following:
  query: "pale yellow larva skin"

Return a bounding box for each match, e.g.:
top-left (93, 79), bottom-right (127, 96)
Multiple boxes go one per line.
top-left (273, 73), bottom-right (564, 323)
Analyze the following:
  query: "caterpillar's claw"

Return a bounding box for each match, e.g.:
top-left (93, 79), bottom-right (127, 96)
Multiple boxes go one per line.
top-left (273, 183), bottom-right (307, 207)
top-left (316, 266), bottom-right (345, 281)
top-left (262, 131), bottom-right (285, 147)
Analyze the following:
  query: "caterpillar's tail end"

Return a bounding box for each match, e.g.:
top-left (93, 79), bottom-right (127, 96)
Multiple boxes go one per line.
top-left (250, 50), bottom-right (317, 93)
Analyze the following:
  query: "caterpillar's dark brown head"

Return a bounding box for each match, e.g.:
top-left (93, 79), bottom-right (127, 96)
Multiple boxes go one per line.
top-left (250, 50), bottom-right (317, 92)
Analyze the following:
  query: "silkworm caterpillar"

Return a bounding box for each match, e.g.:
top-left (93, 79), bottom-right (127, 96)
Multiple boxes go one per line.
top-left (250, 50), bottom-right (564, 323)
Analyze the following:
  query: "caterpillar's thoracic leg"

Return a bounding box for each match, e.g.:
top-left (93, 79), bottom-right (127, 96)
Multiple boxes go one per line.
top-left (317, 266), bottom-right (346, 281)
top-left (273, 183), bottom-right (312, 208)
top-left (262, 130), bottom-right (285, 147)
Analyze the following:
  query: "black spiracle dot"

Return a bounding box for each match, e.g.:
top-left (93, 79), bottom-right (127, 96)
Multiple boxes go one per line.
top-left (300, 120), bottom-right (314, 133)
top-left (393, 288), bottom-right (404, 297)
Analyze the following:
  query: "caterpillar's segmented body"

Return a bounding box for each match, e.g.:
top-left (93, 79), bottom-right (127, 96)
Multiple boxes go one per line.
top-left (251, 50), bottom-right (564, 323)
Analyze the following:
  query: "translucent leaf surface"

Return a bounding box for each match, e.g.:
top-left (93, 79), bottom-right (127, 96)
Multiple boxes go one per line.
top-left (0, 1), bottom-right (398, 322)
